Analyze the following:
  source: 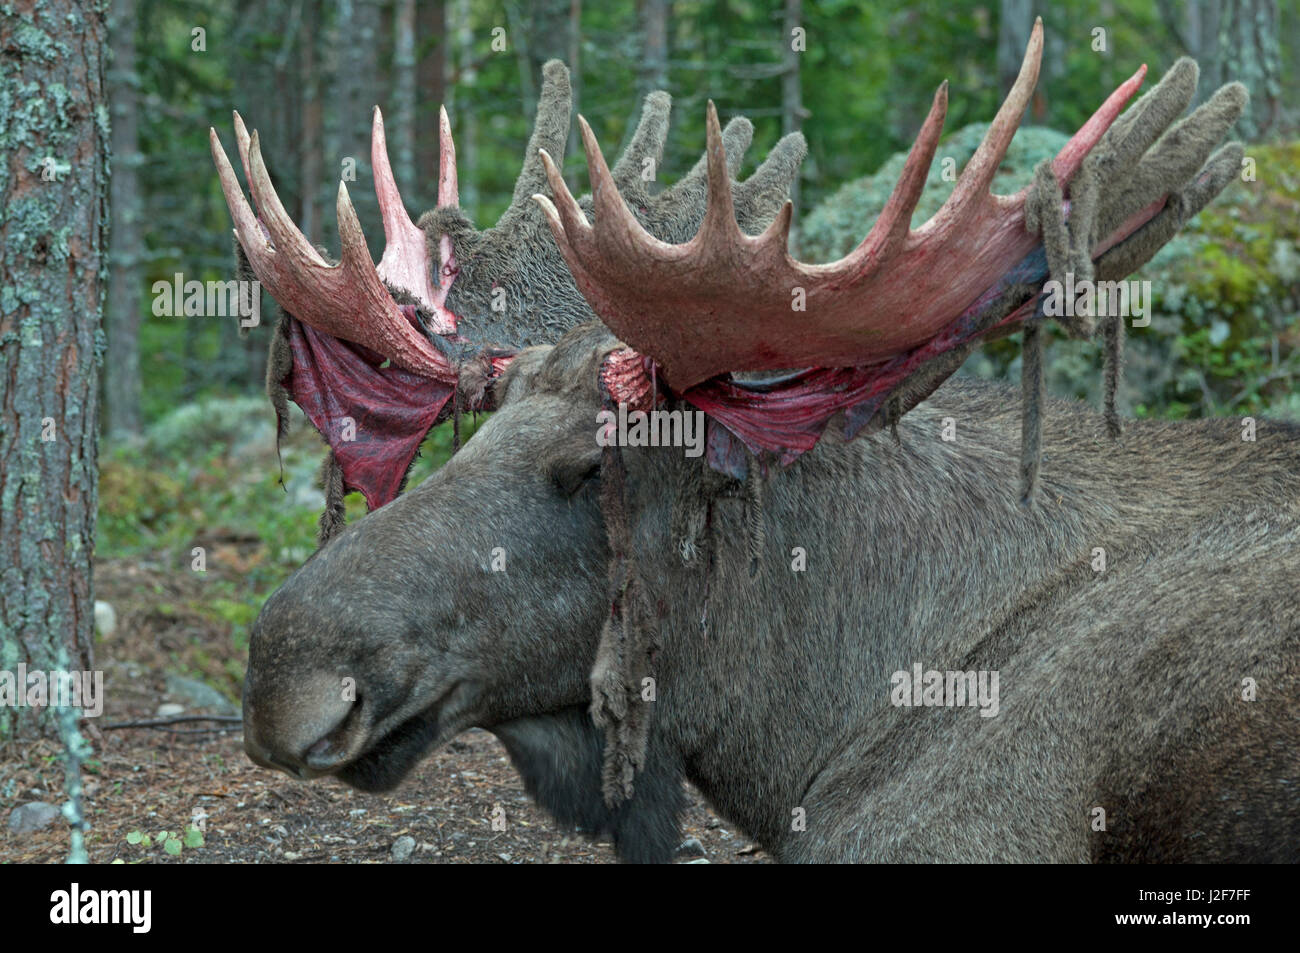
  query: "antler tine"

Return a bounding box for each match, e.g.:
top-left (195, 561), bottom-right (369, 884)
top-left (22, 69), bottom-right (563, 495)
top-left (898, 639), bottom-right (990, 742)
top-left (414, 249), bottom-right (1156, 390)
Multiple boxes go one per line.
top-left (211, 115), bottom-right (454, 380)
top-left (842, 80), bottom-right (948, 270)
top-left (1045, 64), bottom-right (1147, 193)
top-left (210, 127), bottom-right (265, 252)
top-left (510, 60), bottom-right (573, 207)
top-left (612, 90), bottom-right (671, 190)
top-left (232, 112), bottom-right (255, 205)
top-left (753, 200), bottom-right (796, 270)
top-left (537, 147), bottom-right (590, 238)
top-left (437, 104), bottom-right (459, 208)
top-left (436, 104), bottom-right (461, 288)
top-left (697, 101), bottom-right (741, 248)
top-left (371, 106), bottom-right (444, 321)
top-left (371, 107), bottom-right (420, 243)
top-left (248, 130), bottom-right (329, 268)
top-left (211, 126), bottom-right (317, 315)
top-left (328, 179), bottom-right (453, 379)
top-left (1095, 59), bottom-right (1196, 174)
top-left (930, 17), bottom-right (1042, 231)
top-left (336, 181), bottom-right (405, 325)
top-left (576, 115), bottom-right (665, 259)
top-left (663, 117), bottom-right (754, 209)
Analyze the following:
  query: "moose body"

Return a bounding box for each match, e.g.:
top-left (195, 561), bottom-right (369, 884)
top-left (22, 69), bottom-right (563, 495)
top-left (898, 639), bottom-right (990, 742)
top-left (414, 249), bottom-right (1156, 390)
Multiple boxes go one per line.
top-left (243, 325), bottom-right (1300, 863)
top-left (223, 31), bottom-right (1294, 862)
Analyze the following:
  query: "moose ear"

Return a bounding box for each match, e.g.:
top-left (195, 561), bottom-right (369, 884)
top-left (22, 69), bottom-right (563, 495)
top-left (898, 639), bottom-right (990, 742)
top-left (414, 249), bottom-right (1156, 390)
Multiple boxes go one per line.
top-left (540, 440), bottom-right (603, 497)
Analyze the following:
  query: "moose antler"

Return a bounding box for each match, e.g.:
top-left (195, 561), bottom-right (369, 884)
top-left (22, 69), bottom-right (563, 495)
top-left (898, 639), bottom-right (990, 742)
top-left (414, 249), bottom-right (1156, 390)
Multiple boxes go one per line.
top-left (211, 60), bottom-right (807, 513)
top-left (535, 20), bottom-right (1148, 391)
top-left (536, 20), bottom-right (1247, 491)
top-left (210, 108), bottom-right (459, 380)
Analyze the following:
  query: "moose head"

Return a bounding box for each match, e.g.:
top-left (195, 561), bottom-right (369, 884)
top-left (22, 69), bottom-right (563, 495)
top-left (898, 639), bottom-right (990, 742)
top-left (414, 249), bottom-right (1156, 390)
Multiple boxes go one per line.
top-left (225, 25), bottom-right (1297, 864)
top-left (210, 60), bottom-right (806, 516)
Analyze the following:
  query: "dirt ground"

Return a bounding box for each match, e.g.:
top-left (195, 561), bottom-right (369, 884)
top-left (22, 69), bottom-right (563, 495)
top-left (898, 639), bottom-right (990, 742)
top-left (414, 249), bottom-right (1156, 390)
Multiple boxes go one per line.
top-left (0, 558), bottom-right (767, 865)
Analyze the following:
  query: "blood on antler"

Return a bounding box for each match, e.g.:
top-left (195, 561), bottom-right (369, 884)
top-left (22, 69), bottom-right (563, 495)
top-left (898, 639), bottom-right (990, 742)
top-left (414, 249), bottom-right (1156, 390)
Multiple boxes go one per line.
top-left (210, 60), bottom-right (808, 515)
top-left (210, 107), bottom-right (460, 380)
top-left (536, 19), bottom-right (1247, 496)
top-left (536, 20), bottom-right (1144, 391)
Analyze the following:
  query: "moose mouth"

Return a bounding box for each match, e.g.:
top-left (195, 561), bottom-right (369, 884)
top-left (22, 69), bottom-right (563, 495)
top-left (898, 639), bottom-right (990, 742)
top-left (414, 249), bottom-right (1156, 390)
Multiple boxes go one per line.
top-left (245, 678), bottom-right (476, 792)
top-left (328, 680), bottom-right (478, 793)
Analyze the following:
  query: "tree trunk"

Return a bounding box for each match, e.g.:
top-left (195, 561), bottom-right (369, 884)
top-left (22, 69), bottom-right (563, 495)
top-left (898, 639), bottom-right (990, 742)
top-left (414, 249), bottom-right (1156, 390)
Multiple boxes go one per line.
top-left (299, 0), bottom-right (324, 246)
top-left (616, 0), bottom-right (668, 165)
top-left (1183, 0), bottom-right (1280, 139)
top-left (1206, 0), bottom-right (1279, 139)
top-left (997, 0), bottom-right (1034, 97)
top-left (416, 0), bottom-right (447, 206)
top-left (335, 0), bottom-right (385, 246)
top-left (567, 0), bottom-right (582, 169)
top-left (393, 0), bottom-right (417, 191)
top-left (0, 0), bottom-right (107, 742)
top-left (637, 0), bottom-right (669, 101)
top-left (105, 0), bottom-right (142, 438)
top-left (451, 0), bottom-right (478, 211)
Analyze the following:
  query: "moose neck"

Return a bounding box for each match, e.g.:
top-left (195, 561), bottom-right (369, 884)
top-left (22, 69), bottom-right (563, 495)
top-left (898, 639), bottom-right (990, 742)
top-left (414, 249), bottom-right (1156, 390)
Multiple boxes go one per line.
top-left (628, 377), bottom-right (1158, 854)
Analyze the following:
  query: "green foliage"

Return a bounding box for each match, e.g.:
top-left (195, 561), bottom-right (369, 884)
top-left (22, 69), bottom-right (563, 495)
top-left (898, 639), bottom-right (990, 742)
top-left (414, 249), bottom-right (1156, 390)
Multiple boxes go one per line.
top-left (1143, 140), bottom-right (1300, 418)
top-left (98, 391), bottom-right (479, 668)
top-left (802, 126), bottom-right (1300, 420)
top-left (124, 825), bottom-right (203, 858)
top-left (799, 122), bottom-right (1071, 259)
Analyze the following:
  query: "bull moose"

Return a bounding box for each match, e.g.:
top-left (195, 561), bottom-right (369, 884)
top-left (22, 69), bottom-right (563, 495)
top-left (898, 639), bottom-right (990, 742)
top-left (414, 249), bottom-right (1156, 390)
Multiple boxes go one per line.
top-left (213, 21), bottom-right (1300, 862)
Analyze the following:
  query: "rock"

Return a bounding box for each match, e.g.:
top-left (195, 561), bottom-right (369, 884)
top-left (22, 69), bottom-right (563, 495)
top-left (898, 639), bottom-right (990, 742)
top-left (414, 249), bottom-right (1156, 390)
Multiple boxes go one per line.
top-left (685, 858), bottom-right (710, 864)
top-left (677, 837), bottom-right (707, 858)
top-left (155, 703), bottom-right (185, 718)
top-left (8, 802), bottom-right (62, 834)
top-left (165, 674), bottom-right (237, 715)
top-left (391, 835), bottom-right (416, 862)
top-left (94, 601), bottom-right (117, 638)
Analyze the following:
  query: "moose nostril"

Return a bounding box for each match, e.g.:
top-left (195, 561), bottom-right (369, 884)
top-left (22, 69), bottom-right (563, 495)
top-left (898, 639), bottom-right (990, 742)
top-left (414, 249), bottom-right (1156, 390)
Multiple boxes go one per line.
top-left (302, 697), bottom-right (360, 770)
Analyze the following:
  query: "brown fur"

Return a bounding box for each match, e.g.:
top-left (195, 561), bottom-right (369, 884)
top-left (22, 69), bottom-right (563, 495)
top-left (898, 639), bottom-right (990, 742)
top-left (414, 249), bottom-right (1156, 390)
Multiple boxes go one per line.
top-left (243, 322), bottom-right (1300, 862)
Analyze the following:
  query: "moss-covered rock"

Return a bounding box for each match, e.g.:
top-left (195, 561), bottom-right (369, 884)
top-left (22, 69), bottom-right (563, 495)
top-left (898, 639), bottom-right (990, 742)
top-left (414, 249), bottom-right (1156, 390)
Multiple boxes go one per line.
top-left (798, 122), bottom-right (1070, 260)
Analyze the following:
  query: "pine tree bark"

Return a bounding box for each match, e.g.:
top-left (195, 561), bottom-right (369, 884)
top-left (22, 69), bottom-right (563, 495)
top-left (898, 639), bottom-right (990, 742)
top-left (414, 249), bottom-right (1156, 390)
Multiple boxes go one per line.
top-left (0, 0), bottom-right (108, 738)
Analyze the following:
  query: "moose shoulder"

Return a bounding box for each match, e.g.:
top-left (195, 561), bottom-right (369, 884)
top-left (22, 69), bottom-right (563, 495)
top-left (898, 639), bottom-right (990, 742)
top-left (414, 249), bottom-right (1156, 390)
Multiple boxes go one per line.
top-left (244, 323), bottom-right (1300, 863)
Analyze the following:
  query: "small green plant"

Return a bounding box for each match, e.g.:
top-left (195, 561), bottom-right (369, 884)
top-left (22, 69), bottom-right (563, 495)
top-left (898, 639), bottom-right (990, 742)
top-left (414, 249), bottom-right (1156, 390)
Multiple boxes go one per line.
top-left (125, 825), bottom-right (205, 857)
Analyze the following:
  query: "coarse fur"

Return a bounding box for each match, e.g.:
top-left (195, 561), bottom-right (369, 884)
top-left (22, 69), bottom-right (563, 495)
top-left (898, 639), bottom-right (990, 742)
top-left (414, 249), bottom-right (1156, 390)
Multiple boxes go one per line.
top-left (416, 60), bottom-right (806, 352)
top-left (244, 322), bottom-right (1300, 863)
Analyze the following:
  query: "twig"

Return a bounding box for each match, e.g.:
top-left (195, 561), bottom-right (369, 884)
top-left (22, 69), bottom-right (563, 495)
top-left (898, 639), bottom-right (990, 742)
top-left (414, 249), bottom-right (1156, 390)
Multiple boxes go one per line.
top-left (103, 715), bottom-right (242, 731)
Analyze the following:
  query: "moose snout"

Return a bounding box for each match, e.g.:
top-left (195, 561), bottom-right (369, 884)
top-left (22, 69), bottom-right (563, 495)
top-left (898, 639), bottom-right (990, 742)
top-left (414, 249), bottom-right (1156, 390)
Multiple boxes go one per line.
top-left (242, 670), bottom-right (360, 779)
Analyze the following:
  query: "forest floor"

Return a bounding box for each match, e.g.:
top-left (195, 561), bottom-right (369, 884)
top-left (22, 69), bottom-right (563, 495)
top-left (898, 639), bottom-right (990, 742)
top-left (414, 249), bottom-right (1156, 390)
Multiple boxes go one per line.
top-left (0, 556), bottom-right (768, 865)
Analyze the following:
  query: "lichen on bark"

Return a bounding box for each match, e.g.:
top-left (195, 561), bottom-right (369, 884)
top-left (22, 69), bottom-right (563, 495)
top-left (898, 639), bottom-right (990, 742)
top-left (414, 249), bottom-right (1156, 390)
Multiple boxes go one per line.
top-left (0, 0), bottom-right (109, 760)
